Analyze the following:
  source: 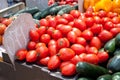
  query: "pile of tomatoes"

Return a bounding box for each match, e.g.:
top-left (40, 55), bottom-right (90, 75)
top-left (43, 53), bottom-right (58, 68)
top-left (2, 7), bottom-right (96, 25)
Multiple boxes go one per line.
top-left (16, 8), bottom-right (120, 76)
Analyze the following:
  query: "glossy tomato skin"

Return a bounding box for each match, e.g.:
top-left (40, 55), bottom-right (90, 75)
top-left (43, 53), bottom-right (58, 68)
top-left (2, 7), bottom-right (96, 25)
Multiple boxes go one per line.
top-left (79, 53), bottom-right (87, 61)
top-left (104, 21), bottom-right (114, 31)
top-left (36, 46), bottom-right (49, 58)
top-left (84, 54), bottom-right (99, 65)
top-left (67, 31), bottom-right (77, 43)
top-left (72, 27), bottom-right (81, 37)
top-left (58, 48), bottom-right (75, 61)
top-left (93, 16), bottom-right (102, 24)
top-left (76, 37), bottom-right (87, 46)
top-left (70, 10), bottom-right (81, 18)
top-left (38, 57), bottom-right (50, 66)
top-left (110, 28), bottom-right (120, 37)
top-left (48, 17), bottom-right (57, 28)
top-left (48, 45), bottom-right (58, 56)
top-left (15, 49), bottom-right (27, 61)
top-left (62, 14), bottom-right (74, 22)
top-left (86, 46), bottom-right (98, 54)
top-left (57, 18), bottom-right (68, 25)
top-left (98, 10), bottom-right (107, 18)
top-left (37, 26), bottom-right (47, 36)
top-left (112, 17), bottom-right (120, 24)
top-left (29, 29), bottom-right (40, 42)
top-left (70, 55), bottom-right (82, 65)
top-left (48, 55), bottom-right (61, 70)
top-left (26, 50), bottom-right (38, 63)
top-left (39, 19), bottom-right (49, 27)
top-left (48, 39), bottom-right (56, 47)
top-left (27, 41), bottom-right (36, 50)
top-left (85, 17), bottom-right (94, 27)
top-left (61, 63), bottom-right (76, 76)
top-left (47, 27), bottom-right (55, 36)
top-left (60, 61), bottom-right (71, 70)
top-left (90, 37), bottom-right (102, 49)
top-left (71, 44), bottom-right (86, 55)
top-left (101, 17), bottom-right (111, 25)
top-left (0, 23), bottom-right (6, 35)
top-left (81, 30), bottom-right (93, 41)
top-left (52, 30), bottom-right (62, 40)
top-left (1, 18), bottom-right (12, 26)
top-left (35, 42), bottom-right (46, 48)
top-left (40, 34), bottom-right (51, 44)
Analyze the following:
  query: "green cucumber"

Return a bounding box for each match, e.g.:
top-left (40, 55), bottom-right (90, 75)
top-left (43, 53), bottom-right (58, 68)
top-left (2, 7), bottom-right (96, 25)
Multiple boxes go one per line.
top-left (96, 74), bottom-right (112, 80)
top-left (112, 72), bottom-right (120, 80)
top-left (49, 5), bottom-right (69, 15)
top-left (115, 33), bottom-right (120, 47)
top-left (33, 11), bottom-right (41, 20)
top-left (77, 77), bottom-right (93, 80)
top-left (114, 48), bottom-right (120, 55)
top-left (104, 38), bottom-right (116, 55)
top-left (40, 2), bottom-right (59, 19)
top-left (76, 62), bottom-right (109, 78)
top-left (107, 54), bottom-right (120, 72)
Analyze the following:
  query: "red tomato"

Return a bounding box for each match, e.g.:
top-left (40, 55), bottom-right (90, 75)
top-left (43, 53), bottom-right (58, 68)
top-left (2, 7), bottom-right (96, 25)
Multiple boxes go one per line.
top-left (74, 19), bottom-right (86, 31)
top-left (29, 29), bottom-right (40, 42)
top-left (112, 17), bottom-right (120, 24)
top-left (81, 30), bottom-right (93, 41)
top-left (36, 46), bottom-right (49, 58)
top-left (48, 39), bottom-right (56, 46)
top-left (1, 18), bottom-right (12, 26)
top-left (39, 19), bottom-right (49, 27)
top-left (67, 31), bottom-right (77, 43)
top-left (98, 10), bottom-right (107, 18)
top-left (93, 16), bottom-right (102, 24)
top-left (26, 50), bottom-right (38, 62)
top-left (104, 21), bottom-right (114, 31)
top-left (84, 54), bottom-right (99, 64)
top-left (35, 42), bottom-right (46, 48)
top-left (110, 28), bottom-right (120, 37)
top-left (98, 30), bottom-right (113, 42)
top-left (85, 17), bottom-right (94, 27)
top-left (70, 55), bottom-right (82, 65)
top-left (40, 34), bottom-right (51, 44)
top-left (97, 51), bottom-right (109, 63)
top-left (60, 61), bottom-right (71, 70)
top-left (58, 48), bottom-right (75, 61)
top-left (90, 37), bottom-right (102, 49)
top-left (107, 12), bottom-right (118, 18)
top-left (72, 27), bottom-right (81, 37)
top-left (47, 27), bottom-right (55, 36)
top-left (79, 53), bottom-right (87, 61)
top-left (86, 46), bottom-right (98, 54)
top-left (90, 24), bottom-right (103, 35)
top-left (55, 15), bottom-right (62, 21)
top-left (61, 63), bottom-right (76, 76)
top-left (70, 10), bottom-right (81, 18)
top-left (101, 17), bottom-right (111, 25)
top-left (68, 21), bottom-right (74, 27)
top-left (48, 17), bottom-right (57, 28)
top-left (56, 38), bottom-right (70, 49)
top-left (84, 11), bottom-right (93, 17)
top-left (62, 14), bottom-right (74, 22)
top-left (48, 45), bottom-right (58, 56)
top-left (15, 49), bottom-right (27, 61)
top-left (38, 57), bottom-right (50, 66)
top-left (0, 23), bottom-right (6, 35)
top-left (27, 41), bottom-right (36, 50)
top-left (48, 55), bottom-right (61, 70)
top-left (57, 18), bottom-right (68, 25)
top-left (37, 26), bottom-right (47, 36)
top-left (52, 30), bottom-right (62, 40)
top-left (71, 44), bottom-right (86, 55)
top-left (76, 37), bottom-right (87, 46)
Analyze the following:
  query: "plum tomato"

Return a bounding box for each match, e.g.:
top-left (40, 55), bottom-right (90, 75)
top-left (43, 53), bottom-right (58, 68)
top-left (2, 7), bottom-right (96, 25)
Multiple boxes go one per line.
top-left (52, 30), bottom-right (62, 40)
top-left (48, 39), bottom-right (57, 47)
top-left (38, 56), bottom-right (50, 66)
top-left (104, 21), bottom-right (114, 31)
top-left (70, 55), bottom-right (82, 65)
top-left (37, 26), bottom-right (47, 36)
top-left (39, 19), bottom-right (49, 27)
top-left (27, 41), bottom-right (36, 50)
top-left (85, 17), bottom-right (94, 27)
top-left (35, 42), bottom-right (46, 48)
top-left (86, 46), bottom-right (98, 54)
top-left (72, 27), bottom-right (81, 37)
top-left (48, 45), bottom-right (58, 56)
top-left (67, 31), bottom-right (77, 43)
top-left (47, 27), bottom-right (55, 36)
top-left (40, 34), bottom-right (51, 44)
top-left (76, 37), bottom-right (87, 47)
top-left (48, 17), bottom-right (57, 28)
top-left (70, 10), bottom-right (81, 18)
top-left (57, 17), bottom-right (68, 25)
top-left (110, 27), bottom-right (120, 37)
top-left (62, 13), bottom-right (74, 22)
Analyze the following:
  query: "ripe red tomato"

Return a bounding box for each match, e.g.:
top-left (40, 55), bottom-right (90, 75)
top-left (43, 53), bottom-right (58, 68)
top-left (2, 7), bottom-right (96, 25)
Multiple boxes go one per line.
top-left (112, 17), bottom-right (120, 24)
top-left (67, 31), bottom-right (77, 43)
top-left (37, 26), bottom-right (47, 36)
top-left (1, 18), bottom-right (12, 26)
top-left (58, 48), bottom-right (75, 61)
top-left (39, 19), bottom-right (49, 27)
top-left (40, 34), bottom-right (51, 44)
top-left (86, 46), bottom-right (98, 54)
top-left (26, 50), bottom-right (38, 62)
top-left (15, 49), bottom-right (27, 61)
top-left (97, 51), bottom-right (109, 63)
top-left (62, 14), bottom-right (74, 22)
top-left (57, 18), bottom-right (68, 25)
top-left (110, 28), bottom-right (120, 37)
top-left (81, 29), bottom-right (93, 41)
top-left (84, 54), bottom-right (99, 64)
top-left (36, 46), bottom-right (49, 58)
top-left (68, 21), bottom-right (74, 27)
top-left (90, 37), bottom-right (102, 49)
top-left (101, 17), bottom-right (111, 25)
top-left (71, 44), bottom-right (86, 55)
top-left (0, 23), bottom-right (6, 35)
top-left (56, 38), bottom-right (70, 49)
top-left (55, 15), bottom-right (62, 21)
top-left (48, 45), bottom-right (58, 56)
top-left (61, 63), bottom-right (76, 76)
top-left (98, 10), bottom-right (107, 18)
top-left (84, 11), bottom-right (93, 17)
top-left (76, 37), bottom-right (87, 46)
top-left (98, 30), bottom-right (113, 42)
top-left (52, 30), bottom-right (62, 40)
top-left (85, 17), bottom-right (94, 27)
top-left (79, 53), bottom-right (87, 61)
top-left (70, 10), bottom-right (81, 18)
top-left (72, 27), bottom-right (81, 37)
top-left (60, 61), bottom-right (71, 70)
top-left (70, 55), bottom-right (82, 65)
top-left (74, 19), bottom-right (86, 31)
top-left (27, 41), bottom-right (36, 50)
top-left (90, 24), bottom-right (103, 35)
top-left (38, 57), bottom-right (50, 66)
top-left (93, 16), bottom-right (102, 24)
top-left (104, 21), bottom-right (114, 31)
top-left (48, 55), bottom-right (61, 70)
top-left (47, 27), bottom-right (55, 36)
top-left (29, 29), bottom-right (40, 42)
top-left (35, 42), bottom-right (46, 49)
top-left (107, 12), bottom-right (118, 18)
top-left (48, 39), bottom-right (56, 46)
top-left (48, 17), bottom-right (57, 28)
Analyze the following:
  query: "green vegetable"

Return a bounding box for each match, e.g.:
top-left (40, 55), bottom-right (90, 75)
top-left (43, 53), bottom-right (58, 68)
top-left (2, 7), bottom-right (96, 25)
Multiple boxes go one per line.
top-left (115, 33), bottom-right (120, 47)
top-left (96, 74), bottom-right (112, 80)
top-left (114, 48), bottom-right (120, 55)
top-left (112, 72), bottom-right (120, 80)
top-left (33, 11), bottom-right (41, 20)
top-left (77, 77), bottom-right (93, 80)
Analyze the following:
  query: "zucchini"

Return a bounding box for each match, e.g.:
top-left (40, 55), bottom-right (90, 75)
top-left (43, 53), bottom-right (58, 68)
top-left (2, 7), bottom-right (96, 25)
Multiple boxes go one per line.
top-left (107, 54), bottom-right (120, 72)
top-left (104, 38), bottom-right (116, 55)
top-left (33, 11), bottom-right (41, 20)
top-left (96, 74), bottom-right (112, 80)
top-left (40, 2), bottom-right (59, 19)
top-left (77, 77), bottom-right (93, 80)
top-left (114, 48), bottom-right (120, 55)
top-left (115, 33), bottom-right (120, 47)
top-left (76, 62), bottom-right (109, 78)
top-left (112, 72), bottom-right (120, 80)
top-left (49, 5), bottom-right (69, 15)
